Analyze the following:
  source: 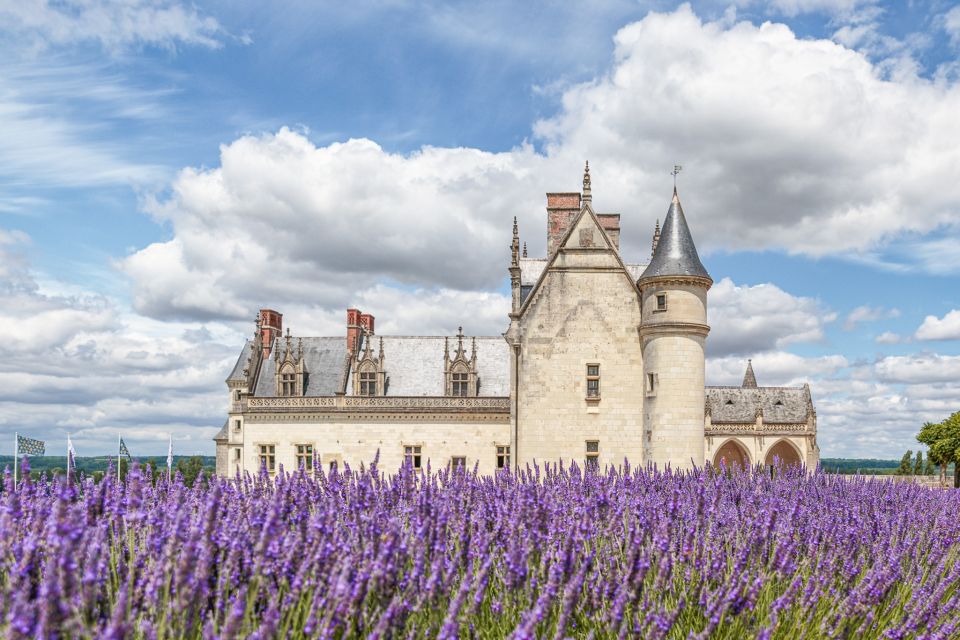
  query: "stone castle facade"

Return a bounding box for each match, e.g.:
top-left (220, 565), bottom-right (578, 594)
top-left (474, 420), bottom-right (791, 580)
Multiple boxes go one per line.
top-left (214, 165), bottom-right (819, 476)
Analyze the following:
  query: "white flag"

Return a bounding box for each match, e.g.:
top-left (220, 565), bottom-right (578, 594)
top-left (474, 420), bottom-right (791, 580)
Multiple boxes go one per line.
top-left (167, 433), bottom-right (173, 475)
top-left (67, 434), bottom-right (76, 475)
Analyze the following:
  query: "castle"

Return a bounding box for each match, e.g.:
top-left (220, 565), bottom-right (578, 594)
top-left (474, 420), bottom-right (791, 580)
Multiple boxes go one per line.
top-left (214, 165), bottom-right (819, 476)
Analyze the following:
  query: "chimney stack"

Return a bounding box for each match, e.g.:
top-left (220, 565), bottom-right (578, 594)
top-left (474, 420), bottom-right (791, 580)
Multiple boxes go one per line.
top-left (546, 192), bottom-right (581, 256)
top-left (347, 309), bottom-right (376, 353)
top-left (259, 309), bottom-right (282, 358)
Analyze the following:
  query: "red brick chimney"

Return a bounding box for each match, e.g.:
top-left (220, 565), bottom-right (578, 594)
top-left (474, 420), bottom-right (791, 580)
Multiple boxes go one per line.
top-left (259, 309), bottom-right (282, 358)
top-left (546, 192), bottom-right (581, 256)
top-left (597, 214), bottom-right (620, 250)
top-left (347, 309), bottom-right (374, 353)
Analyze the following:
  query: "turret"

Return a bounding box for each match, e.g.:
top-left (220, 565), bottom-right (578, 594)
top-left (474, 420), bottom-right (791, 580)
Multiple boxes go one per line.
top-left (638, 188), bottom-right (712, 470)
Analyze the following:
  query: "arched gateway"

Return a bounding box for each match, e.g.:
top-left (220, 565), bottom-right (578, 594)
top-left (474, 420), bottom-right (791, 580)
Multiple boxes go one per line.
top-left (764, 439), bottom-right (802, 467)
top-left (713, 439), bottom-right (751, 469)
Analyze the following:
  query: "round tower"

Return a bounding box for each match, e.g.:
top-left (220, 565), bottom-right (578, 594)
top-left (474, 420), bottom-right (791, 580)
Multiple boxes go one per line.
top-left (638, 188), bottom-right (712, 470)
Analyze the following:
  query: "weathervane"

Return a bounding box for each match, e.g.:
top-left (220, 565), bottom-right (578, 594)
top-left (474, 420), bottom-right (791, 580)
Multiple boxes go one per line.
top-left (671, 164), bottom-right (682, 188)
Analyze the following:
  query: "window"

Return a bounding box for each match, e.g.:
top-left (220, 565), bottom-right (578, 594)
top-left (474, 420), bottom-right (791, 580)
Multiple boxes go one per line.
top-left (586, 364), bottom-right (600, 398)
top-left (646, 373), bottom-right (657, 395)
top-left (259, 444), bottom-right (276, 473)
top-left (233, 419), bottom-right (241, 431)
top-left (280, 371), bottom-right (296, 396)
top-left (296, 444), bottom-right (314, 470)
top-left (496, 445), bottom-right (511, 469)
top-left (404, 445), bottom-right (422, 469)
top-left (451, 456), bottom-right (466, 471)
top-left (233, 448), bottom-right (241, 462)
top-left (585, 441), bottom-right (599, 470)
top-left (452, 372), bottom-right (470, 396)
top-left (233, 390), bottom-right (241, 401)
top-left (656, 293), bottom-right (667, 311)
top-left (359, 370), bottom-right (377, 396)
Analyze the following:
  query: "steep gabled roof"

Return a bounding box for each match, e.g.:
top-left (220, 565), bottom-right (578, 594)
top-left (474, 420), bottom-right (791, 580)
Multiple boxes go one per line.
top-left (742, 360), bottom-right (758, 388)
top-left (639, 189), bottom-right (710, 281)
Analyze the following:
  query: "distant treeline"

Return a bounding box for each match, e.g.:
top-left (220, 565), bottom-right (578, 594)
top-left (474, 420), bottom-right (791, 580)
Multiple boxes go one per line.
top-left (0, 455), bottom-right (216, 476)
top-left (819, 458), bottom-right (956, 475)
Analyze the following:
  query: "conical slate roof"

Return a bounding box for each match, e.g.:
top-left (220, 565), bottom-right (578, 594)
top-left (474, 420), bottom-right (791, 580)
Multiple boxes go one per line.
top-left (742, 360), bottom-right (758, 388)
top-left (639, 189), bottom-right (710, 281)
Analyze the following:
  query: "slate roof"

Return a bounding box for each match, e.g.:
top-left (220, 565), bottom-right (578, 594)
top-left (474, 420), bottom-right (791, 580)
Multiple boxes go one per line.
top-left (226, 340), bottom-right (253, 383)
top-left (213, 420), bottom-right (229, 442)
top-left (705, 386), bottom-right (811, 424)
top-left (253, 337), bottom-right (349, 397)
top-left (639, 189), bottom-right (711, 281)
top-left (346, 335), bottom-right (510, 397)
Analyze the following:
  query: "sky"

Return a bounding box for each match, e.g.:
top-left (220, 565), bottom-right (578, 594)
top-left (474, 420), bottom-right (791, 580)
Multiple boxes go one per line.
top-left (1, 0), bottom-right (959, 459)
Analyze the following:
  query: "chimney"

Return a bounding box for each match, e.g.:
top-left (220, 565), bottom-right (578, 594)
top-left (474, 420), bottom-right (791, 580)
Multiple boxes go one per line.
top-left (597, 214), bottom-right (621, 251)
top-left (359, 313), bottom-right (375, 335)
top-left (346, 308), bottom-right (363, 353)
top-left (259, 309), bottom-right (282, 358)
top-left (546, 192), bottom-right (581, 256)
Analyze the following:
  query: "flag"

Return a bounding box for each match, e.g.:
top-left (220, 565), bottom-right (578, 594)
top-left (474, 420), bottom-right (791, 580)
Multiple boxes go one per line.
top-left (167, 434), bottom-right (173, 476)
top-left (67, 434), bottom-right (76, 477)
top-left (17, 434), bottom-right (45, 456)
top-left (119, 438), bottom-right (131, 460)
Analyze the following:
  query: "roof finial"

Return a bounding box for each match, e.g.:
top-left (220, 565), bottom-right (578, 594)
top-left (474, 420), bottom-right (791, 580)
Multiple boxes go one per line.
top-left (671, 164), bottom-right (682, 200)
top-left (511, 216), bottom-right (520, 268)
top-left (651, 218), bottom-right (661, 257)
top-left (522, 242), bottom-right (527, 258)
top-left (582, 160), bottom-right (592, 204)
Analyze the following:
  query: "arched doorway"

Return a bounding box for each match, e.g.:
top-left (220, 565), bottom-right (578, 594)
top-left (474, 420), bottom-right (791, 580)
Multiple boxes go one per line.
top-left (713, 439), bottom-right (751, 469)
top-left (764, 439), bottom-right (802, 467)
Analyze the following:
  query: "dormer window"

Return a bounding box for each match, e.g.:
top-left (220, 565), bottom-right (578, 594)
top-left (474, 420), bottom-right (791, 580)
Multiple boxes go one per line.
top-left (280, 367), bottom-right (296, 396)
top-left (273, 330), bottom-right (305, 397)
top-left (445, 327), bottom-right (478, 397)
top-left (725, 399), bottom-right (734, 405)
top-left (656, 294), bottom-right (667, 312)
top-left (351, 333), bottom-right (384, 396)
top-left (359, 369), bottom-right (377, 396)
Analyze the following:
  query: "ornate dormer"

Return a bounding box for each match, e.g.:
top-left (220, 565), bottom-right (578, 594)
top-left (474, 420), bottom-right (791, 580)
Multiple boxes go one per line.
top-left (352, 330), bottom-right (385, 396)
top-left (274, 328), bottom-right (306, 396)
top-left (445, 327), bottom-right (478, 397)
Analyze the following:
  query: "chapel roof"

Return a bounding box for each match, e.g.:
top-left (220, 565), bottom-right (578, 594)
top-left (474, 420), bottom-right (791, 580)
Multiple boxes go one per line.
top-left (639, 189), bottom-right (710, 281)
top-left (704, 386), bottom-right (811, 424)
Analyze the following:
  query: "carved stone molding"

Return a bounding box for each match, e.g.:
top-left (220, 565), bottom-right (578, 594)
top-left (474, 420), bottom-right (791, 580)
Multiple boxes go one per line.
top-left (706, 423), bottom-right (809, 434)
top-left (247, 395), bottom-right (510, 411)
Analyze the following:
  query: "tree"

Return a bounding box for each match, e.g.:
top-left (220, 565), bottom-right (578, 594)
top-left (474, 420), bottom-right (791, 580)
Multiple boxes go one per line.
top-left (924, 455), bottom-right (935, 476)
top-left (917, 411), bottom-right (960, 488)
top-left (896, 450), bottom-right (913, 476)
top-left (913, 451), bottom-right (923, 476)
top-left (176, 456), bottom-right (206, 488)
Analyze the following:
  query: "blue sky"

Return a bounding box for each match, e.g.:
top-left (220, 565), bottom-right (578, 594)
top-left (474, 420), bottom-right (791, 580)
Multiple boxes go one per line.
top-left (1, 0), bottom-right (959, 458)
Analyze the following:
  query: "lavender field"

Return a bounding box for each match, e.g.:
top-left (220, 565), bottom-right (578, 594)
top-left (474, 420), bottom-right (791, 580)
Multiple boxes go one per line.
top-left (1, 461), bottom-right (958, 639)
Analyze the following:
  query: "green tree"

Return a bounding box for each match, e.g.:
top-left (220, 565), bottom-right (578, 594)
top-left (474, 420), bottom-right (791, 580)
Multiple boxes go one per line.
top-left (896, 450), bottom-right (913, 476)
top-left (913, 451), bottom-right (923, 476)
top-left (923, 455), bottom-right (935, 476)
top-left (176, 456), bottom-right (206, 488)
top-left (917, 411), bottom-right (960, 488)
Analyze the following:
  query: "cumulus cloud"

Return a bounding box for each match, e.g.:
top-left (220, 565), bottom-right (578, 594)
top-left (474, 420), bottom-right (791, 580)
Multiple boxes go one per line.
top-left (842, 305), bottom-right (899, 330)
top-left (707, 351), bottom-right (847, 386)
top-left (914, 309), bottom-right (960, 341)
top-left (871, 352), bottom-right (960, 384)
top-left (944, 5), bottom-right (960, 47)
top-left (0, 0), bottom-right (228, 52)
top-left (707, 278), bottom-right (834, 357)
top-left (875, 331), bottom-right (902, 344)
top-left (0, 229), bottom-right (240, 456)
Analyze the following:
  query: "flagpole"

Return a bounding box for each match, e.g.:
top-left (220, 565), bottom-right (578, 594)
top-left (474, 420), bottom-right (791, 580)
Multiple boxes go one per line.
top-left (67, 433), bottom-right (71, 480)
top-left (13, 432), bottom-right (18, 486)
top-left (117, 433), bottom-right (121, 484)
top-left (167, 433), bottom-right (173, 481)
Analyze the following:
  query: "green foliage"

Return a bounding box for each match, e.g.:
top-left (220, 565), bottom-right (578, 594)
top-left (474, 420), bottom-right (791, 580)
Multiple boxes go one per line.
top-left (923, 456), bottom-right (935, 476)
top-left (917, 411), bottom-right (960, 487)
top-left (895, 450), bottom-right (913, 476)
top-left (819, 459), bottom-right (899, 474)
top-left (0, 455), bottom-right (215, 481)
top-left (913, 451), bottom-right (923, 476)
top-left (176, 456), bottom-right (206, 488)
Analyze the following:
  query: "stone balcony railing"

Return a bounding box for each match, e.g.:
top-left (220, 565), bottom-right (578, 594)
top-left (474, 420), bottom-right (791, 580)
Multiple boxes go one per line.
top-left (246, 395), bottom-right (511, 412)
top-left (706, 422), bottom-right (811, 434)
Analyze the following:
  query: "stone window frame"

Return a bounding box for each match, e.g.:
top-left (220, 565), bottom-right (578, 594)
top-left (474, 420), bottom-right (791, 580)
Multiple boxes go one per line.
top-left (655, 292), bottom-right (667, 312)
top-left (258, 443), bottom-right (276, 474)
top-left (646, 372), bottom-right (658, 397)
top-left (585, 440), bottom-right (600, 470)
top-left (585, 363), bottom-right (601, 401)
top-left (444, 329), bottom-right (478, 397)
top-left (233, 418), bottom-right (242, 431)
top-left (295, 443), bottom-right (314, 471)
top-left (358, 365), bottom-right (378, 396)
top-left (450, 456), bottom-right (467, 471)
top-left (403, 444), bottom-right (423, 469)
top-left (496, 445), bottom-right (510, 469)
top-left (279, 365), bottom-right (297, 396)
top-left (351, 333), bottom-right (385, 396)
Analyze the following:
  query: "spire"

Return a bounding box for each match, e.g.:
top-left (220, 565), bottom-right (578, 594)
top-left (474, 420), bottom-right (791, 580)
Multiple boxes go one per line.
top-left (651, 218), bottom-right (661, 257)
top-left (582, 161), bottom-right (592, 205)
top-left (742, 359), bottom-right (758, 388)
top-left (639, 188), bottom-right (711, 282)
top-left (522, 242), bottom-right (527, 258)
top-left (511, 216), bottom-right (520, 268)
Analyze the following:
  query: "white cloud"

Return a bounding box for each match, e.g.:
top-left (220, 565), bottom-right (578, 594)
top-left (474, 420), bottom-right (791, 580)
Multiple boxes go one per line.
top-left (914, 309), bottom-right (960, 341)
top-left (875, 331), bottom-right (902, 344)
top-left (707, 351), bottom-right (847, 386)
top-left (708, 278), bottom-right (834, 356)
top-left (871, 352), bottom-right (960, 384)
top-left (0, 0), bottom-right (227, 52)
top-left (944, 5), bottom-right (960, 47)
top-left (842, 305), bottom-right (899, 330)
